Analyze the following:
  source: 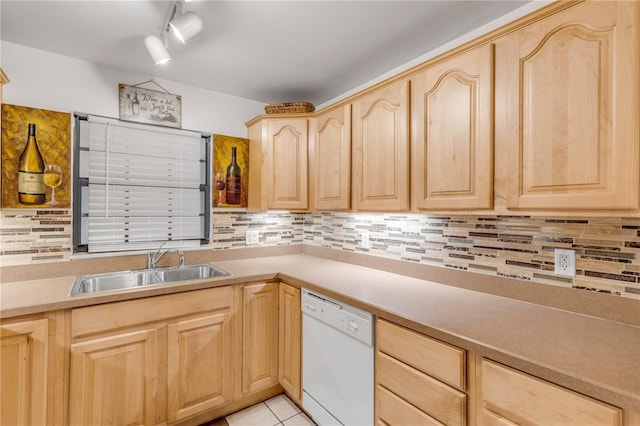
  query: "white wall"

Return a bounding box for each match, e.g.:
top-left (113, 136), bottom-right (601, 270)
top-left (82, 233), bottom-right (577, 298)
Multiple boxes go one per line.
top-left (317, 0), bottom-right (552, 109)
top-left (1, 41), bottom-right (265, 137)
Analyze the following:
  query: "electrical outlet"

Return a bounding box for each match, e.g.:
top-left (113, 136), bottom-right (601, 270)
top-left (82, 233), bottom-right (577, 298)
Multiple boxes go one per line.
top-left (245, 230), bottom-right (259, 245)
top-left (554, 248), bottom-right (576, 277)
top-left (360, 233), bottom-right (370, 249)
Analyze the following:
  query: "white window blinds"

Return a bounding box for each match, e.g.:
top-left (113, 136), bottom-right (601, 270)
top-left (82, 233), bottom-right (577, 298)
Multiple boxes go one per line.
top-left (75, 115), bottom-right (210, 253)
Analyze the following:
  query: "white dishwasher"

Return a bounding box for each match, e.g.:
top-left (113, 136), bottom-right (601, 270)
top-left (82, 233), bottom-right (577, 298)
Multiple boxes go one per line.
top-left (301, 288), bottom-right (374, 426)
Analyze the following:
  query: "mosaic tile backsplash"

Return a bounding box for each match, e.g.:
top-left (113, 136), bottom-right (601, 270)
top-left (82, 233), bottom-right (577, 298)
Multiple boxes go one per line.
top-left (0, 209), bottom-right (72, 265)
top-left (0, 209), bottom-right (304, 266)
top-left (211, 210), bottom-right (304, 248)
top-left (1, 209), bottom-right (639, 300)
top-left (303, 213), bottom-right (640, 299)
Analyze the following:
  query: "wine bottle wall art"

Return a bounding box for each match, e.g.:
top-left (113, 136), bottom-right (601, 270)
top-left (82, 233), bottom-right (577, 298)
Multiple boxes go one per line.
top-left (212, 134), bottom-right (249, 208)
top-left (1, 104), bottom-right (71, 208)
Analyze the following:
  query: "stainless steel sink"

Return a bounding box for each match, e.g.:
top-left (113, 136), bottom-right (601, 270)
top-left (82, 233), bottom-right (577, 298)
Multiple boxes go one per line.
top-left (71, 270), bottom-right (163, 295)
top-left (70, 264), bottom-right (231, 296)
top-left (157, 264), bottom-right (229, 282)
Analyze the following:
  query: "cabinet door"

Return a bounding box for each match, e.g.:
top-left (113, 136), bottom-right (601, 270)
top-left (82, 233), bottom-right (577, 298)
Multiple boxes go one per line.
top-left (1, 319), bottom-right (48, 426)
top-left (497, 1), bottom-right (639, 211)
top-left (352, 79), bottom-right (411, 211)
top-left (413, 44), bottom-right (494, 210)
top-left (479, 359), bottom-right (622, 426)
top-left (242, 282), bottom-right (279, 394)
top-left (167, 312), bottom-right (233, 423)
top-left (312, 104), bottom-right (352, 210)
top-left (278, 283), bottom-right (301, 403)
top-left (69, 328), bottom-right (158, 426)
top-left (267, 118), bottom-right (309, 210)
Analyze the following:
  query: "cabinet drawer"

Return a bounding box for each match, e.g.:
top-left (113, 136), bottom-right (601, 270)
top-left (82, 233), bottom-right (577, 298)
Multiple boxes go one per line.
top-left (72, 286), bottom-right (233, 338)
top-left (377, 385), bottom-right (443, 426)
top-left (481, 359), bottom-right (622, 426)
top-left (481, 408), bottom-right (519, 426)
top-left (377, 319), bottom-right (465, 390)
top-left (377, 352), bottom-right (466, 426)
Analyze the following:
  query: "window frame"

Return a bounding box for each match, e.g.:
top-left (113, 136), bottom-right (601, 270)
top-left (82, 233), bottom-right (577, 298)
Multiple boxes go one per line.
top-left (72, 112), bottom-right (211, 254)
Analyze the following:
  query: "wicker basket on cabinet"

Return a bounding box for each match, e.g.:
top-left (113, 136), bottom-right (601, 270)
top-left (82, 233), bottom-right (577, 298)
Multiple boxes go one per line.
top-left (265, 102), bottom-right (315, 114)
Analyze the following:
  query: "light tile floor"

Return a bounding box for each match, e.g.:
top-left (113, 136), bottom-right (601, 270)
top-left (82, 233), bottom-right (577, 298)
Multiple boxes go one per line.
top-left (226, 394), bottom-right (315, 426)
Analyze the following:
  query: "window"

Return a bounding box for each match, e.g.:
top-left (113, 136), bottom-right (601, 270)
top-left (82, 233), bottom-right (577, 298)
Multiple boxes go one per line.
top-left (73, 114), bottom-right (210, 253)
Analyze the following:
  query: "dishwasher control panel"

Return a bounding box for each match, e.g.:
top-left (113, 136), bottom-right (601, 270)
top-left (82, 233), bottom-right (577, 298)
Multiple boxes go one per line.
top-left (302, 289), bottom-right (373, 346)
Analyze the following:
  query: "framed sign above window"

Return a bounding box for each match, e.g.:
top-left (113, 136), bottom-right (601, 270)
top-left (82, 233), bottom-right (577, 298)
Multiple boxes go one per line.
top-left (119, 82), bottom-right (182, 128)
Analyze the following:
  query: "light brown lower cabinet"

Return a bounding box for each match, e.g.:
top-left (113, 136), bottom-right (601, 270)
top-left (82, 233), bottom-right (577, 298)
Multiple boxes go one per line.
top-left (278, 282), bottom-right (302, 403)
top-left (240, 282), bottom-right (279, 395)
top-left (167, 311), bottom-right (233, 423)
top-left (480, 409), bottom-right (519, 426)
top-left (4, 283), bottom-right (638, 426)
top-left (70, 327), bottom-right (160, 425)
top-left (0, 311), bottom-right (65, 426)
top-left (377, 384), bottom-right (444, 426)
top-left (375, 319), bottom-right (639, 426)
top-left (69, 286), bottom-right (236, 425)
top-left (478, 358), bottom-right (624, 426)
top-left (376, 319), bottom-right (467, 425)
top-left (1, 318), bottom-right (49, 426)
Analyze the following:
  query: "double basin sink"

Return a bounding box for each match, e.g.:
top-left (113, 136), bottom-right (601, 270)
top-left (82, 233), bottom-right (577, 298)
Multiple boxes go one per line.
top-left (70, 264), bottom-right (231, 296)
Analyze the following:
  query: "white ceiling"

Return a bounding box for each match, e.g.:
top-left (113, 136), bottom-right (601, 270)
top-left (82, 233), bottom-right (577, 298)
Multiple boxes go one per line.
top-left (1, 0), bottom-right (530, 106)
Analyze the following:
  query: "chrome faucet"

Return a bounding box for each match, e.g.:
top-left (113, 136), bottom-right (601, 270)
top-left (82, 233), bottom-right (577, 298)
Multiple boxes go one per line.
top-left (147, 243), bottom-right (185, 269)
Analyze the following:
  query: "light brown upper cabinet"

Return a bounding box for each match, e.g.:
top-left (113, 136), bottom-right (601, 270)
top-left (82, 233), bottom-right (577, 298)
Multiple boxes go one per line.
top-left (412, 44), bottom-right (494, 211)
top-left (352, 79), bottom-right (411, 211)
top-left (247, 116), bottom-right (310, 211)
top-left (496, 0), bottom-right (639, 211)
top-left (310, 104), bottom-right (352, 211)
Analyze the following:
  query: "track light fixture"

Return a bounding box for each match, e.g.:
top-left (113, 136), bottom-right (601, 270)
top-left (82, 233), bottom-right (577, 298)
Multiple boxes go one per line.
top-left (170, 11), bottom-right (203, 44)
top-left (144, 35), bottom-right (171, 65)
top-left (144, 0), bottom-right (203, 65)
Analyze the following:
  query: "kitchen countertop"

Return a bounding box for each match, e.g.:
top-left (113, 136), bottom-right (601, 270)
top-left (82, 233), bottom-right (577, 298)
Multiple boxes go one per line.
top-left (1, 253), bottom-right (639, 413)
